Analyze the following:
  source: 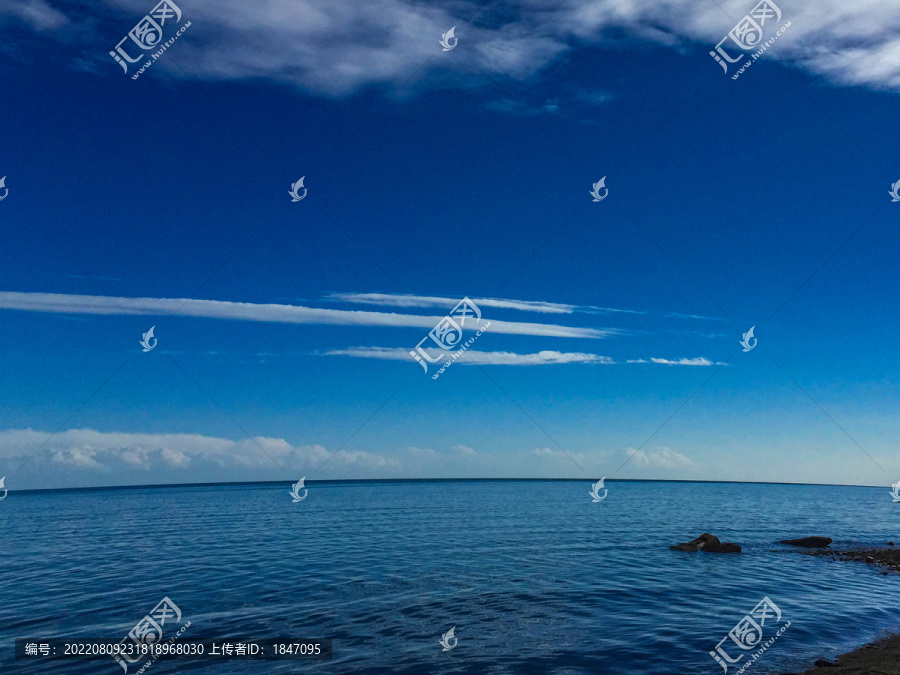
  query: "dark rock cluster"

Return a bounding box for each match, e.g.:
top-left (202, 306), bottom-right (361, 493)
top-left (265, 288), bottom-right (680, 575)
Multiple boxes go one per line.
top-left (780, 536), bottom-right (833, 548)
top-left (670, 532), bottom-right (741, 553)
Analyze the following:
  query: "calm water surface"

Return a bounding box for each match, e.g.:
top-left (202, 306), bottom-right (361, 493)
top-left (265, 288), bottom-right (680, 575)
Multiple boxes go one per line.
top-left (1, 480), bottom-right (898, 673)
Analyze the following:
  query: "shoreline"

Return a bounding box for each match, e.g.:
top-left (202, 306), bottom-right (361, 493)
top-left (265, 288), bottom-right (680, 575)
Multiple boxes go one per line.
top-left (785, 633), bottom-right (900, 674)
top-left (783, 546), bottom-right (900, 674)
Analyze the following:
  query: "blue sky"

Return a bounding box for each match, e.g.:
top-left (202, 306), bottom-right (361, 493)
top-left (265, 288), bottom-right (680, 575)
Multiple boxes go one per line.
top-left (0, 0), bottom-right (898, 489)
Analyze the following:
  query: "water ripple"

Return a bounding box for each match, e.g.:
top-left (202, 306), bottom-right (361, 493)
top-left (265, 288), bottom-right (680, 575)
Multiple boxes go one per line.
top-left (1, 481), bottom-right (898, 673)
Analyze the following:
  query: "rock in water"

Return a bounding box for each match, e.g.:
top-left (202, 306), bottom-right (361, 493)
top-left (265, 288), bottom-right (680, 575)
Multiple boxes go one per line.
top-left (670, 532), bottom-right (741, 553)
top-left (670, 541), bottom-right (704, 552)
top-left (781, 536), bottom-right (832, 548)
top-left (704, 540), bottom-right (743, 553)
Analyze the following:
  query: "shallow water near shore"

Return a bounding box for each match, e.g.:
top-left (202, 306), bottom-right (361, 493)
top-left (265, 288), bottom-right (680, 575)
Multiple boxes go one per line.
top-left (1, 480), bottom-right (898, 673)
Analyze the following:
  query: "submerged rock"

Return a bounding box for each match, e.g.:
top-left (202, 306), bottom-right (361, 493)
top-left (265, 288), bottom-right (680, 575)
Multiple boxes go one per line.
top-left (704, 540), bottom-right (743, 553)
top-left (806, 547), bottom-right (900, 572)
top-left (781, 536), bottom-right (832, 548)
top-left (670, 532), bottom-right (741, 554)
top-left (670, 541), bottom-right (703, 552)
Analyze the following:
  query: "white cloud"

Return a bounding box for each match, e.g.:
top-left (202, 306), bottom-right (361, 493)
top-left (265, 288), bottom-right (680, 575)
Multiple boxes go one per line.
top-left (649, 357), bottom-right (726, 366)
top-left (0, 291), bottom-right (615, 339)
top-left (406, 444), bottom-right (476, 457)
top-left (529, 446), bottom-right (610, 470)
top-left (55, 447), bottom-right (103, 469)
top-left (0, 430), bottom-right (510, 488)
top-left (0, 428), bottom-right (390, 471)
top-left (0, 0), bottom-right (68, 31)
top-left (325, 292), bottom-right (643, 316)
top-left (627, 357), bottom-right (726, 365)
top-left (543, 0), bottom-right (900, 92)
top-left (0, 428), bottom-right (699, 486)
top-left (161, 447), bottom-right (190, 467)
top-left (625, 447), bottom-right (693, 469)
top-left (458, 350), bottom-right (616, 365)
top-left (486, 97), bottom-right (563, 116)
top-left (324, 346), bottom-right (615, 365)
top-left (7, 0), bottom-right (899, 95)
top-left (326, 347), bottom-right (732, 366)
top-left (404, 446), bottom-right (437, 456)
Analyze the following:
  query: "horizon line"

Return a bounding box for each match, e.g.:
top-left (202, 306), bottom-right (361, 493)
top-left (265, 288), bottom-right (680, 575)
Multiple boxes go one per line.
top-left (4, 477), bottom-right (888, 495)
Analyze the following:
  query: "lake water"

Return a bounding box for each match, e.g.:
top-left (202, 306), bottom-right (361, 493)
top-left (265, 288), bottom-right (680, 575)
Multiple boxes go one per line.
top-left (1, 480), bottom-right (898, 673)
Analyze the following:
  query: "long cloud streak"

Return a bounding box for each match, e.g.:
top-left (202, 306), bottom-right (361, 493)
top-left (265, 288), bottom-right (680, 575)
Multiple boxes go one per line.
top-left (325, 292), bottom-right (644, 316)
top-left (0, 291), bottom-right (617, 339)
top-left (324, 347), bottom-right (616, 365)
top-left (325, 346), bottom-right (725, 366)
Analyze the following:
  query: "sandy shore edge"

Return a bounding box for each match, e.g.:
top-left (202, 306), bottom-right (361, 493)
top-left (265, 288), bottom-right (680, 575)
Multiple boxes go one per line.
top-left (783, 633), bottom-right (900, 674)
top-left (782, 546), bottom-right (900, 674)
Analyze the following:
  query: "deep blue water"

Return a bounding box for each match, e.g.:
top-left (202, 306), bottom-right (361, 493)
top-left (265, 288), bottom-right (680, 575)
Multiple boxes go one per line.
top-left (1, 480), bottom-right (898, 674)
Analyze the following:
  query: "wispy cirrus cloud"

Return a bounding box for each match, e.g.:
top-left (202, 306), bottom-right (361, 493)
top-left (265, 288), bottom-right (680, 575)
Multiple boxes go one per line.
top-left (326, 347), bottom-right (726, 366)
top-left (0, 291), bottom-right (616, 339)
top-left (627, 357), bottom-right (727, 366)
top-left (0, 0), bottom-right (67, 31)
top-left (324, 292), bottom-right (642, 316)
top-left (323, 347), bottom-right (615, 365)
top-left (650, 357), bottom-right (727, 366)
top-left (326, 292), bottom-right (723, 321)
